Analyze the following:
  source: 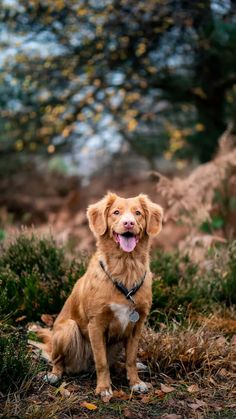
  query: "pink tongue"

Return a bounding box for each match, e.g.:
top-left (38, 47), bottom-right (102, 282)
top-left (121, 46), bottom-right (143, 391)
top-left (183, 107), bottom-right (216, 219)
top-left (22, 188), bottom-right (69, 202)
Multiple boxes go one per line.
top-left (118, 234), bottom-right (137, 252)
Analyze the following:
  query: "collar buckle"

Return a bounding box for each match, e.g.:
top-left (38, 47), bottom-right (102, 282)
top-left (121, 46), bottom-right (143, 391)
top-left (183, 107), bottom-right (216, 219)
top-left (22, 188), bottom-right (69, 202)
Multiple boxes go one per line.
top-left (99, 260), bottom-right (146, 303)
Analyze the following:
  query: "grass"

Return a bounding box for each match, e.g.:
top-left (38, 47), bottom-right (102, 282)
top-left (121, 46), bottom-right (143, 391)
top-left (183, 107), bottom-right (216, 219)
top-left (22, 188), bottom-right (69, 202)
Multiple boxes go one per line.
top-left (0, 233), bottom-right (236, 418)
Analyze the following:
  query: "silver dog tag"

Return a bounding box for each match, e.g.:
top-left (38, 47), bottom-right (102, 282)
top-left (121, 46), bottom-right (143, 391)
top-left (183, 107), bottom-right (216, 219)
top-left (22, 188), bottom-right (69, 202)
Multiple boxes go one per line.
top-left (129, 310), bottom-right (139, 323)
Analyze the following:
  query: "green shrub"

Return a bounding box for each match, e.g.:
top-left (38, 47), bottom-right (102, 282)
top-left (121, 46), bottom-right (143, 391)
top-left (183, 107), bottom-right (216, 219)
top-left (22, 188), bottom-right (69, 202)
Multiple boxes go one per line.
top-left (150, 242), bottom-right (236, 328)
top-left (208, 241), bottom-right (236, 305)
top-left (0, 234), bottom-right (86, 320)
top-left (0, 325), bottom-right (40, 392)
top-left (150, 251), bottom-right (198, 326)
top-left (222, 241), bottom-right (236, 304)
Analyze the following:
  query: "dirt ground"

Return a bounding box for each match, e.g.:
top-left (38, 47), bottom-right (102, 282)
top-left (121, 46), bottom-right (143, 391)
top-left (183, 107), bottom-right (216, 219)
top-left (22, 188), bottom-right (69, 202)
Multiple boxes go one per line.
top-left (1, 358), bottom-right (236, 419)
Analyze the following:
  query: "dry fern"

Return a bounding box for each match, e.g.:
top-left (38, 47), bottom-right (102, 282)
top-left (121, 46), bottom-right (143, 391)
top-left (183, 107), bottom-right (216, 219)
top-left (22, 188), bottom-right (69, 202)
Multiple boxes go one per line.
top-left (155, 125), bottom-right (236, 260)
top-left (140, 324), bottom-right (236, 379)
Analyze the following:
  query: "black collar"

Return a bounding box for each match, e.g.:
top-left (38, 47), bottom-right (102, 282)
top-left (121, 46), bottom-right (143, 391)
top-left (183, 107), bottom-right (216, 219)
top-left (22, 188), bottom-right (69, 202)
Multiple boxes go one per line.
top-left (99, 260), bottom-right (146, 304)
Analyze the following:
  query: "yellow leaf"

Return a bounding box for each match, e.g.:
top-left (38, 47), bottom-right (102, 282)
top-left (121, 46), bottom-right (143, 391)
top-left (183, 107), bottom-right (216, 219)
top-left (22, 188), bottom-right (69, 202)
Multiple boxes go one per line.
top-left (195, 123), bottom-right (205, 132)
top-left (164, 151), bottom-right (173, 161)
top-left (147, 66), bottom-right (157, 74)
top-left (62, 127), bottom-right (70, 138)
top-left (176, 159), bottom-right (187, 170)
top-left (136, 42), bottom-right (146, 56)
top-left (47, 145), bottom-right (55, 154)
top-left (172, 129), bottom-right (182, 140)
top-left (15, 139), bottom-right (24, 151)
top-left (192, 87), bottom-right (207, 99)
top-left (127, 118), bottom-right (137, 132)
top-left (80, 401), bottom-right (98, 410)
top-left (77, 8), bottom-right (87, 16)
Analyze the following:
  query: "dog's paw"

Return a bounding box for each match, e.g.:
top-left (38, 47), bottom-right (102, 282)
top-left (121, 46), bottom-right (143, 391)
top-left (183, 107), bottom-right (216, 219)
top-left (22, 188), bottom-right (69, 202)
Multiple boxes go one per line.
top-left (136, 362), bottom-right (148, 371)
top-left (131, 381), bottom-right (148, 393)
top-left (95, 385), bottom-right (113, 400)
top-left (43, 373), bottom-right (60, 385)
top-left (100, 387), bottom-right (113, 397)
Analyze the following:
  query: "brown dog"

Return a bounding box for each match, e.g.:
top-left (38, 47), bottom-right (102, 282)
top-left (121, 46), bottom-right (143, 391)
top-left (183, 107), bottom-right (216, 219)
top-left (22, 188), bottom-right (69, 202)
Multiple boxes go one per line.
top-left (40, 192), bottom-right (163, 397)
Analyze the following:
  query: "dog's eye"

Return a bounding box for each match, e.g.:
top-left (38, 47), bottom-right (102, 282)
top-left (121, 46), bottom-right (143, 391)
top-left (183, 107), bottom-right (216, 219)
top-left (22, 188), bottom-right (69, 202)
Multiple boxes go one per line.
top-left (135, 210), bottom-right (141, 216)
top-left (113, 210), bottom-right (120, 215)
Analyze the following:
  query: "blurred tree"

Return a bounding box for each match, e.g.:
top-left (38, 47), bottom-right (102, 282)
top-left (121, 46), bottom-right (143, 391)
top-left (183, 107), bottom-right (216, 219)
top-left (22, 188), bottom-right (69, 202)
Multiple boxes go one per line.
top-left (0, 0), bottom-right (236, 167)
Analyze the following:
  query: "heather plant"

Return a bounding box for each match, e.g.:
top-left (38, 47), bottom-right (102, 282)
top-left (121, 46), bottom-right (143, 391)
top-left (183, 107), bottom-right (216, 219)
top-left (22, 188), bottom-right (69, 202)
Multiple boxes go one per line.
top-left (150, 241), bottom-right (236, 327)
top-left (0, 325), bottom-right (41, 392)
top-left (0, 234), bottom-right (86, 321)
top-left (207, 241), bottom-right (236, 305)
top-left (150, 251), bottom-right (199, 325)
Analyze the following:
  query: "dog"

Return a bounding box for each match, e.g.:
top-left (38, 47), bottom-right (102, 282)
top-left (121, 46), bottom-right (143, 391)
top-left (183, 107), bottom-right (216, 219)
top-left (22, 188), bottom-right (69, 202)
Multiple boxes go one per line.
top-left (38, 192), bottom-right (163, 397)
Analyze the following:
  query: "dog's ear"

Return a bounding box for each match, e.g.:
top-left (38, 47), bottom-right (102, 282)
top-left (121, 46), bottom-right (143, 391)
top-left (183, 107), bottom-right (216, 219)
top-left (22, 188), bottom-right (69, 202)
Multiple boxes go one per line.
top-left (138, 194), bottom-right (163, 236)
top-left (87, 192), bottom-right (117, 237)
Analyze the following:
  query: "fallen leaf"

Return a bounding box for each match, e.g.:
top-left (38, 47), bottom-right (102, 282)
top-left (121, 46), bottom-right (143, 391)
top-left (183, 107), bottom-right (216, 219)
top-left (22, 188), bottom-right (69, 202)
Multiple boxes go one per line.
top-left (60, 388), bottom-right (71, 398)
top-left (123, 408), bottom-right (133, 418)
top-left (55, 382), bottom-right (70, 398)
top-left (80, 401), bottom-right (98, 410)
top-left (113, 389), bottom-right (129, 400)
top-left (160, 415), bottom-right (182, 419)
top-left (15, 315), bottom-right (27, 322)
top-left (218, 368), bottom-right (229, 377)
top-left (188, 399), bottom-right (207, 410)
top-left (141, 394), bottom-right (151, 404)
top-left (41, 314), bottom-right (54, 327)
top-left (187, 384), bottom-right (199, 393)
top-left (160, 383), bottom-right (175, 393)
top-left (155, 389), bottom-right (165, 398)
top-left (160, 373), bottom-right (175, 384)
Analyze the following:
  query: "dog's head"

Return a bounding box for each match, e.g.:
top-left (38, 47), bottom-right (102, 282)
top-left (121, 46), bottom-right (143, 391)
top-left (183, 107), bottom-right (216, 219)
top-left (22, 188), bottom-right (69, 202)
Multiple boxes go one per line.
top-left (87, 192), bottom-right (163, 253)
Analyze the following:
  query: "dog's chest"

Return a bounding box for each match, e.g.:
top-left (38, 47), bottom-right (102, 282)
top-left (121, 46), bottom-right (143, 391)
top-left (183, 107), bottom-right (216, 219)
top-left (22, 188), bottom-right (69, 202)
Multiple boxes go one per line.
top-left (109, 303), bottom-right (132, 332)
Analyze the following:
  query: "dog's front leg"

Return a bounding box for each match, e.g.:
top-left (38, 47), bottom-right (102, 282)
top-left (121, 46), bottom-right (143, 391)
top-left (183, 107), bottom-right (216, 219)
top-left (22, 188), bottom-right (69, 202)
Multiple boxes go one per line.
top-left (88, 321), bottom-right (112, 397)
top-left (126, 319), bottom-right (148, 393)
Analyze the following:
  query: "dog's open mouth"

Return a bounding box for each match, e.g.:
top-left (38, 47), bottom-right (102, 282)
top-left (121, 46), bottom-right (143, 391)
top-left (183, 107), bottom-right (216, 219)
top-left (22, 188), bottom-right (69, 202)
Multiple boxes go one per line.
top-left (113, 232), bottom-right (139, 252)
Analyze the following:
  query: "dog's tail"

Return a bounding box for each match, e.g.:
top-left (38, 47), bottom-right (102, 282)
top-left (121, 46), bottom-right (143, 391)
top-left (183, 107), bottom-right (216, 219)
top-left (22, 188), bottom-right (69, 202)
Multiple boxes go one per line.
top-left (28, 326), bottom-right (53, 362)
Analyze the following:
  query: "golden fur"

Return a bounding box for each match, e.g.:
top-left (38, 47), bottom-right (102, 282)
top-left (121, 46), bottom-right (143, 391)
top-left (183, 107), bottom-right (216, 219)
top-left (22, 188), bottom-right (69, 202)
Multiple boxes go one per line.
top-left (38, 192), bottom-right (163, 397)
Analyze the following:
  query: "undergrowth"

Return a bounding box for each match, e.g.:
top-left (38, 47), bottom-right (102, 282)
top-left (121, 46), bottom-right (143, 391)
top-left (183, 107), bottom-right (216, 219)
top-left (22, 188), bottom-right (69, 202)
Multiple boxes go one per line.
top-left (0, 234), bottom-right (86, 320)
top-left (150, 241), bottom-right (236, 327)
top-left (0, 325), bottom-right (41, 393)
top-left (1, 233), bottom-right (236, 326)
top-left (0, 233), bottom-right (236, 401)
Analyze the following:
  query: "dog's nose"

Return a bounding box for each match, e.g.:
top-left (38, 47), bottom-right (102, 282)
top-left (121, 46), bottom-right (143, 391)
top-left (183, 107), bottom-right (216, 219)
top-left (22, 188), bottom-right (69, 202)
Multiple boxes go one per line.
top-left (123, 220), bottom-right (135, 229)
